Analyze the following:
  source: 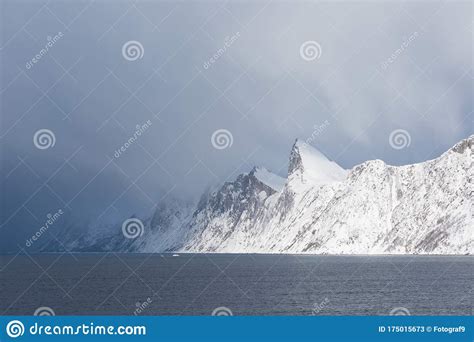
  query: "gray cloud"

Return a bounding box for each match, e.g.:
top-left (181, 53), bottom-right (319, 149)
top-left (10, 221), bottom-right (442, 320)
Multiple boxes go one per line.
top-left (1, 0), bottom-right (472, 251)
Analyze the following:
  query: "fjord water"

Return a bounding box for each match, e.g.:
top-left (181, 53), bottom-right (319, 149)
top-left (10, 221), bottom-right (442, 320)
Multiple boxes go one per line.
top-left (0, 254), bottom-right (471, 316)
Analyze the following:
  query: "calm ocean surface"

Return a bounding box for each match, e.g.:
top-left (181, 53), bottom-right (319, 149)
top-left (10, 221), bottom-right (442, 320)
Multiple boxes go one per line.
top-left (0, 254), bottom-right (471, 316)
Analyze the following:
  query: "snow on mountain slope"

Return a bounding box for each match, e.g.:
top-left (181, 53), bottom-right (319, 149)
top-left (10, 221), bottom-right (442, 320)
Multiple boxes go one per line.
top-left (46, 199), bottom-right (195, 253)
top-left (136, 199), bottom-right (195, 252)
top-left (180, 135), bottom-right (473, 254)
top-left (253, 167), bottom-right (286, 192)
top-left (57, 135), bottom-right (473, 255)
top-left (180, 167), bottom-right (282, 252)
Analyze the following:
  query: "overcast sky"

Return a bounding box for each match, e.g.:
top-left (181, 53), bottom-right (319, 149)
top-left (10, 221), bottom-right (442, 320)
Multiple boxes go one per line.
top-left (1, 0), bottom-right (472, 251)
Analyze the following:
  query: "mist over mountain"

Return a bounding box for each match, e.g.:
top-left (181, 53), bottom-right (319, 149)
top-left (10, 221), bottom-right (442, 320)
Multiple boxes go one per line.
top-left (47, 135), bottom-right (473, 255)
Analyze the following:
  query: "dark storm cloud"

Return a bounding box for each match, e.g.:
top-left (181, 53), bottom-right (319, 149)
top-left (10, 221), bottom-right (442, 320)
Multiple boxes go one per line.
top-left (1, 0), bottom-right (472, 251)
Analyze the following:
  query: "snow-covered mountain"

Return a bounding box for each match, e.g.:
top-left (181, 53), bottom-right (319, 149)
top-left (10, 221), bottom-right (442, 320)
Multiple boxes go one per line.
top-left (54, 135), bottom-right (473, 254)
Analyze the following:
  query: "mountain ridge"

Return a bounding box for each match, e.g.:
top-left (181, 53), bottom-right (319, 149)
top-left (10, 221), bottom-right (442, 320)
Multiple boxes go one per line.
top-left (49, 135), bottom-right (473, 255)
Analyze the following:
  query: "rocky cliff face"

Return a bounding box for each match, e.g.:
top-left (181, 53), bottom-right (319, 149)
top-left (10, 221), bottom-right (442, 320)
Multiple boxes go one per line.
top-left (57, 135), bottom-right (473, 254)
top-left (180, 167), bottom-right (284, 252)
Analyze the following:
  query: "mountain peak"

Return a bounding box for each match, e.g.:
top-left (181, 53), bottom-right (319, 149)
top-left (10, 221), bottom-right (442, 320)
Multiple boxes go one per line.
top-left (450, 134), bottom-right (473, 155)
top-left (288, 139), bottom-right (347, 184)
top-left (57, 134), bottom-right (472, 255)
